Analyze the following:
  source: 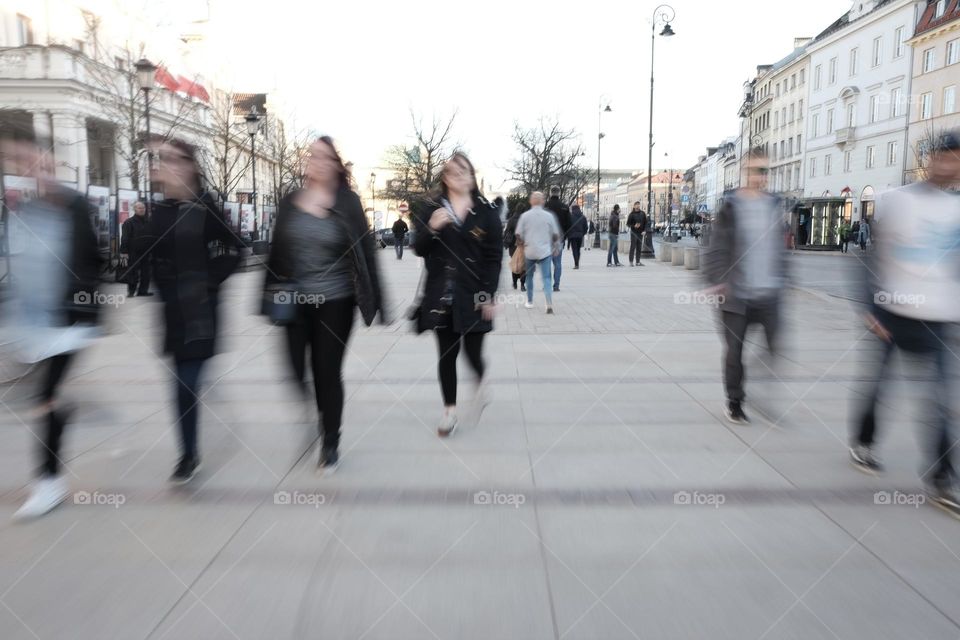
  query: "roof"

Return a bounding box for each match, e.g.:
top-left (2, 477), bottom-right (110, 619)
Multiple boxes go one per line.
top-left (914, 0), bottom-right (960, 37)
top-left (232, 93), bottom-right (267, 116)
top-left (812, 0), bottom-right (897, 43)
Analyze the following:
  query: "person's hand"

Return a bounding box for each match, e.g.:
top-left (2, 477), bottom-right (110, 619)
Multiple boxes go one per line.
top-left (429, 209), bottom-right (451, 232)
top-left (864, 312), bottom-right (892, 342)
top-left (480, 303), bottom-right (496, 321)
top-left (701, 283), bottom-right (728, 297)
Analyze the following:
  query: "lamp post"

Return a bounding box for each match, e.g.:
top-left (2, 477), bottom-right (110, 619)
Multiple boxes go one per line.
top-left (595, 97), bottom-right (611, 248)
top-left (643, 4), bottom-right (675, 257)
top-left (369, 172), bottom-right (376, 216)
top-left (245, 106), bottom-right (263, 240)
top-left (135, 57), bottom-right (156, 217)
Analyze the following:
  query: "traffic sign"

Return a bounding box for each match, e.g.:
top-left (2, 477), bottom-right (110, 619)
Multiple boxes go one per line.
top-left (697, 204), bottom-right (709, 213)
top-left (681, 194), bottom-right (689, 204)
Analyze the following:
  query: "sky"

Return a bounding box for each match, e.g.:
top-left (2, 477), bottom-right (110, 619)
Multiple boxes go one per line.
top-left (172, 0), bottom-right (853, 190)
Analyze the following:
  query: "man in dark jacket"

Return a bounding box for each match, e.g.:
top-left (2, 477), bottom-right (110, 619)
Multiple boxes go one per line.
top-left (392, 215), bottom-right (409, 260)
top-left (626, 201), bottom-right (647, 267)
top-left (544, 186), bottom-right (572, 291)
top-left (120, 201), bottom-right (152, 296)
top-left (567, 205), bottom-right (588, 269)
top-left (607, 204), bottom-right (622, 266)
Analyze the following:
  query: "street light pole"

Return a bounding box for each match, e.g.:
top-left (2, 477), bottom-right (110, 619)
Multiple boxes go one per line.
top-left (595, 97), bottom-right (611, 249)
top-left (245, 106), bottom-right (263, 241)
top-left (135, 58), bottom-right (157, 218)
top-left (644, 5), bottom-right (675, 257)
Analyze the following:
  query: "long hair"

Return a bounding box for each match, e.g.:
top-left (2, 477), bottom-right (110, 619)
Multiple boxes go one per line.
top-left (315, 136), bottom-right (351, 191)
top-left (438, 151), bottom-right (483, 202)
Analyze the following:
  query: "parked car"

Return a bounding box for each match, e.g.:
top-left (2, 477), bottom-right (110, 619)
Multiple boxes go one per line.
top-left (377, 229), bottom-right (409, 247)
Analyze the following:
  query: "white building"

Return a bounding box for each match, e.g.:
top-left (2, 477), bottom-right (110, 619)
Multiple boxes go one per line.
top-left (800, 0), bottom-right (923, 247)
top-left (767, 39), bottom-right (812, 205)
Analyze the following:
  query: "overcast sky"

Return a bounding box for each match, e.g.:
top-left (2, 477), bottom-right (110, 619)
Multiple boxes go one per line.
top-left (193, 0), bottom-right (852, 189)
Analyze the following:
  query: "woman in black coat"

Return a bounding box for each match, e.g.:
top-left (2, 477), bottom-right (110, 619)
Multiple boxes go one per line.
top-left (262, 136), bottom-right (386, 471)
top-left (503, 204), bottom-right (527, 291)
top-left (411, 152), bottom-right (502, 437)
top-left (140, 138), bottom-right (240, 484)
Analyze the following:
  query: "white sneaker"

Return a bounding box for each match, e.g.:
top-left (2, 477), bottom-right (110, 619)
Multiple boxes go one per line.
top-left (471, 381), bottom-right (493, 422)
top-left (524, 302), bottom-right (534, 309)
top-left (13, 476), bottom-right (70, 520)
top-left (438, 411), bottom-right (458, 438)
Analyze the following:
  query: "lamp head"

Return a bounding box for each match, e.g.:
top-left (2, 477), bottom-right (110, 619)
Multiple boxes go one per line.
top-left (660, 23), bottom-right (675, 37)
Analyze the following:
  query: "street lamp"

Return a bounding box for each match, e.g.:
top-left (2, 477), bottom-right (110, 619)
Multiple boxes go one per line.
top-left (245, 105), bottom-right (263, 240)
top-left (135, 57), bottom-right (156, 217)
top-left (644, 4), bottom-right (675, 257)
top-left (369, 172), bottom-right (376, 217)
top-left (595, 97), bottom-right (611, 248)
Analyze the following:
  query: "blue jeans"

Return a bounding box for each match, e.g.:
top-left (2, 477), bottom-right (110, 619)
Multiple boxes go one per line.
top-left (552, 253), bottom-right (562, 289)
top-left (607, 235), bottom-right (620, 265)
top-left (525, 256), bottom-right (553, 306)
top-left (395, 240), bottom-right (404, 259)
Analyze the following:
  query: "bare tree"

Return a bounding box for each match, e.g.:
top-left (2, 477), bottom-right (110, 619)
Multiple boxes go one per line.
top-left (910, 122), bottom-right (948, 183)
top-left (380, 110), bottom-right (458, 204)
top-left (266, 120), bottom-right (314, 207)
top-left (199, 90), bottom-right (249, 207)
top-left (507, 118), bottom-right (593, 204)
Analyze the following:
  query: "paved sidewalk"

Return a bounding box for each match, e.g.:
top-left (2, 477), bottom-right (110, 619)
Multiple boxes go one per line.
top-left (0, 245), bottom-right (958, 639)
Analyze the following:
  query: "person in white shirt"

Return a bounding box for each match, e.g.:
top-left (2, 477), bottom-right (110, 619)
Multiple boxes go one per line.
top-left (515, 191), bottom-right (561, 314)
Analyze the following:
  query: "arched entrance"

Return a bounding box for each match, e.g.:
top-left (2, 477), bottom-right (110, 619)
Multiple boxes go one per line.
top-left (860, 186), bottom-right (875, 222)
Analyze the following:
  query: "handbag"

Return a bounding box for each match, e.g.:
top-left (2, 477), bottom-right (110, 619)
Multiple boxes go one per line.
top-left (262, 283), bottom-right (299, 325)
top-left (510, 242), bottom-right (526, 275)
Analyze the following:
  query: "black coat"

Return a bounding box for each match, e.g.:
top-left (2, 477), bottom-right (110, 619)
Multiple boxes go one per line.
top-left (568, 211), bottom-right (588, 240)
top-left (49, 188), bottom-right (102, 326)
top-left (545, 196), bottom-right (572, 237)
top-left (264, 187), bottom-right (387, 327)
top-left (608, 212), bottom-right (621, 234)
top-left (411, 194), bottom-right (503, 334)
top-left (120, 214), bottom-right (149, 255)
top-left (140, 193), bottom-right (240, 361)
top-left (626, 210), bottom-right (647, 236)
top-left (392, 218), bottom-right (409, 238)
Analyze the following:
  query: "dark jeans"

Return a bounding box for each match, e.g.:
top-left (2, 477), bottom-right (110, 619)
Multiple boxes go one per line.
top-left (854, 308), bottom-right (955, 487)
top-left (720, 300), bottom-right (780, 403)
top-left (607, 235), bottom-right (620, 265)
top-left (39, 353), bottom-right (74, 477)
top-left (126, 255), bottom-right (151, 296)
top-left (284, 298), bottom-right (356, 449)
top-left (395, 240), bottom-right (404, 259)
top-left (508, 247), bottom-right (525, 289)
top-left (552, 252), bottom-right (562, 289)
top-left (174, 358), bottom-right (206, 460)
top-left (840, 240), bottom-right (849, 253)
top-left (435, 327), bottom-right (485, 406)
top-left (569, 238), bottom-right (583, 267)
top-left (629, 234), bottom-right (644, 264)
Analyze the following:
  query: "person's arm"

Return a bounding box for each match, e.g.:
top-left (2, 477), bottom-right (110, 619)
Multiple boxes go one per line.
top-left (353, 193), bottom-right (388, 324)
top-left (119, 220), bottom-right (130, 255)
top-left (480, 207), bottom-right (504, 298)
top-left (411, 200), bottom-right (440, 257)
top-left (702, 200), bottom-right (734, 288)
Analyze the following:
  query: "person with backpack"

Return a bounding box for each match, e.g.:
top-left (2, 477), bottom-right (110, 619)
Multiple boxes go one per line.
top-left (503, 203), bottom-right (527, 290)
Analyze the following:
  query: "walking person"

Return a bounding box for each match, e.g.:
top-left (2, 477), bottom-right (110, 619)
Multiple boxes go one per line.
top-left (838, 221), bottom-right (851, 253)
top-left (411, 152), bottom-right (502, 438)
top-left (849, 132), bottom-right (960, 518)
top-left (392, 214), bottom-right (409, 260)
top-left (516, 192), bottom-right (561, 314)
top-left (585, 218), bottom-right (595, 250)
top-left (504, 203), bottom-right (527, 291)
top-left (703, 148), bottom-right (787, 425)
top-left (8, 139), bottom-right (102, 519)
top-left (568, 205), bottom-right (588, 269)
top-left (626, 201), bottom-right (648, 266)
top-left (263, 136), bottom-right (386, 472)
top-left (607, 204), bottom-right (622, 266)
top-left (139, 138), bottom-right (240, 484)
top-left (857, 218), bottom-right (871, 252)
top-left (120, 201), bottom-right (153, 296)
top-left (544, 186), bottom-right (571, 291)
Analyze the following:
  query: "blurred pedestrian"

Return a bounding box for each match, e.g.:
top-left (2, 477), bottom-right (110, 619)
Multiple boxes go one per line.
top-left (411, 152), bottom-right (502, 437)
top-left (504, 203), bottom-right (527, 291)
top-left (517, 191), bottom-right (561, 314)
top-left (838, 221), bottom-right (851, 253)
top-left (568, 205), bottom-right (588, 269)
top-left (392, 214), bottom-right (409, 260)
top-left (626, 201), bottom-right (648, 267)
top-left (703, 147), bottom-right (787, 425)
top-left (544, 186), bottom-right (571, 291)
top-left (120, 201), bottom-right (153, 296)
top-left (140, 138), bottom-right (240, 484)
top-left (857, 218), bottom-right (871, 252)
top-left (8, 139), bottom-right (102, 519)
top-left (262, 136), bottom-right (386, 473)
top-left (850, 132), bottom-right (960, 518)
top-left (607, 204), bottom-right (622, 266)
top-left (585, 218), bottom-right (595, 250)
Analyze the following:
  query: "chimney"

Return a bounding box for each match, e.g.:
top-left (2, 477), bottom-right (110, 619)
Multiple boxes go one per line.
top-left (793, 37), bottom-right (812, 49)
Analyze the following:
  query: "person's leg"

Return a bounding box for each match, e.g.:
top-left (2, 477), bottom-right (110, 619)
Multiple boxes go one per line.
top-left (525, 258), bottom-right (536, 303)
top-left (607, 239), bottom-right (614, 265)
top-left (919, 325), bottom-right (955, 488)
top-left (435, 327), bottom-right (461, 407)
top-left (720, 310), bottom-right (749, 403)
top-left (173, 358), bottom-right (205, 461)
top-left (138, 258), bottom-right (151, 295)
top-left (284, 312), bottom-right (309, 396)
top-left (613, 237), bottom-right (621, 264)
top-left (629, 235), bottom-right (638, 264)
top-left (571, 239), bottom-right (581, 267)
top-left (39, 353), bottom-right (74, 476)
top-left (311, 299), bottom-right (356, 451)
top-left (552, 253), bottom-right (561, 290)
top-left (541, 257), bottom-right (554, 307)
top-left (462, 332), bottom-right (486, 380)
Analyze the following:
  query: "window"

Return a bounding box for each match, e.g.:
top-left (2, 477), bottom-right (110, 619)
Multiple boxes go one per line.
top-left (811, 113), bottom-right (819, 137)
top-left (810, 157), bottom-right (817, 177)
top-left (772, 144), bottom-right (778, 161)
top-left (866, 145), bottom-right (876, 169)
top-left (788, 138), bottom-right (794, 157)
top-left (774, 111), bottom-right (779, 129)
top-left (780, 140), bottom-right (786, 158)
top-left (827, 109), bottom-right (835, 133)
top-left (945, 86), bottom-right (957, 115)
top-left (872, 37), bottom-right (883, 67)
top-left (921, 92), bottom-right (934, 119)
top-left (16, 14), bottom-right (33, 45)
top-left (825, 154), bottom-right (832, 176)
top-left (869, 95), bottom-right (880, 123)
top-left (891, 87), bottom-right (903, 117)
top-left (923, 48), bottom-right (936, 73)
top-left (800, 69), bottom-right (806, 85)
top-left (73, 39), bottom-right (85, 54)
top-left (894, 26), bottom-right (905, 58)
top-left (850, 48), bottom-right (859, 76)
top-left (814, 65), bottom-right (822, 90)
top-left (789, 103), bottom-right (795, 122)
top-left (798, 99), bottom-right (804, 118)
top-left (791, 74), bottom-right (797, 89)
top-left (935, 0), bottom-right (946, 18)
top-left (887, 141), bottom-right (898, 166)
top-left (847, 103), bottom-right (856, 127)
top-left (797, 134), bottom-right (802, 153)
top-left (844, 150), bottom-right (852, 172)
top-left (829, 57), bottom-right (838, 84)
top-left (776, 82), bottom-right (781, 97)
top-left (948, 39), bottom-right (959, 66)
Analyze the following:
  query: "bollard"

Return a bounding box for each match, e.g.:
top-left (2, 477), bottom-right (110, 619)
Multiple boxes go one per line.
top-left (671, 246), bottom-right (685, 266)
top-left (658, 244), bottom-right (672, 262)
top-left (684, 247), bottom-right (700, 270)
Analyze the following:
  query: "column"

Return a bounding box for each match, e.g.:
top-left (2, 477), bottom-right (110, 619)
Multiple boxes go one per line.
top-left (51, 112), bottom-right (89, 192)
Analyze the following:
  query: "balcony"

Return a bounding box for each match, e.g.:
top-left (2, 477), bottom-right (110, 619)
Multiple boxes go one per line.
top-left (835, 127), bottom-right (856, 145)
